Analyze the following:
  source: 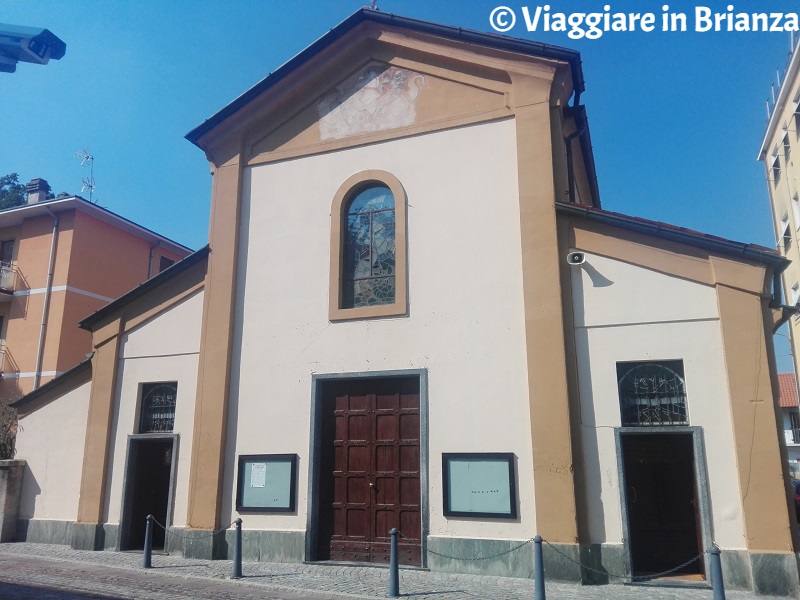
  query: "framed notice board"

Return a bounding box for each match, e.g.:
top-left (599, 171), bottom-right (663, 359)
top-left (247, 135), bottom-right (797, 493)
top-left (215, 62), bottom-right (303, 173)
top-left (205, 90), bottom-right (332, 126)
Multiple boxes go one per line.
top-left (236, 454), bottom-right (297, 512)
top-left (442, 453), bottom-right (517, 519)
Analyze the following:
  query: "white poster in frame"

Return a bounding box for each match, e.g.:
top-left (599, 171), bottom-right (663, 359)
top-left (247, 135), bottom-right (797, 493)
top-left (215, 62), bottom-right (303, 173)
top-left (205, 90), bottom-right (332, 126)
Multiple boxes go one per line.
top-left (442, 453), bottom-right (517, 519)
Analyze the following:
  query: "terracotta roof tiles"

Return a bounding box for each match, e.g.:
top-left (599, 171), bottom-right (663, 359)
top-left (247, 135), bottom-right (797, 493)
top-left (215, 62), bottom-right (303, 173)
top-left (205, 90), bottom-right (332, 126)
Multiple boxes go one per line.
top-left (779, 372), bottom-right (799, 408)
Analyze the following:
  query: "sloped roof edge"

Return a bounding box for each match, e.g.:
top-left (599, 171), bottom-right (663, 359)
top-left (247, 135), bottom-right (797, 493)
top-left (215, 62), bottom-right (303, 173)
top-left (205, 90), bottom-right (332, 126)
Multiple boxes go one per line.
top-left (556, 202), bottom-right (788, 271)
top-left (186, 8), bottom-right (584, 145)
top-left (0, 195), bottom-right (192, 255)
top-left (78, 245), bottom-right (209, 331)
top-left (10, 358), bottom-right (91, 415)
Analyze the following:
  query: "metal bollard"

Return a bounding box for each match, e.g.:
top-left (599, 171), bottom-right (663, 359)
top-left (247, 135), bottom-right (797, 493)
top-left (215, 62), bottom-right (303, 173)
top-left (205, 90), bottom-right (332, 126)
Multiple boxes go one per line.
top-left (143, 514), bottom-right (153, 569)
top-left (710, 545), bottom-right (726, 600)
top-left (387, 528), bottom-right (400, 598)
top-left (533, 535), bottom-right (546, 600)
top-left (232, 518), bottom-right (243, 579)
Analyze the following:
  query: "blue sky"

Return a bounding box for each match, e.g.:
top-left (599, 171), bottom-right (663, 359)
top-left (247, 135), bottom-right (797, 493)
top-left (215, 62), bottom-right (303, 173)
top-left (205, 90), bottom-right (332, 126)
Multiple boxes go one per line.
top-left (1, 0), bottom-right (798, 365)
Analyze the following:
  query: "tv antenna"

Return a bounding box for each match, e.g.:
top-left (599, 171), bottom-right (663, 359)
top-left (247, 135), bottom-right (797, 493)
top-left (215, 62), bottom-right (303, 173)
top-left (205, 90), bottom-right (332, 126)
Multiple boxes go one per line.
top-left (75, 148), bottom-right (96, 203)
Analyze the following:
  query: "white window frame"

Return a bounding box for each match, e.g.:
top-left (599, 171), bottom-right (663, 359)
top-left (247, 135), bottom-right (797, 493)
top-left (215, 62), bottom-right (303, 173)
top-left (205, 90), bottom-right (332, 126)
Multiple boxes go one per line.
top-left (782, 213), bottom-right (792, 251)
top-left (784, 130), bottom-right (792, 163)
top-left (794, 93), bottom-right (800, 138)
top-left (773, 149), bottom-right (783, 186)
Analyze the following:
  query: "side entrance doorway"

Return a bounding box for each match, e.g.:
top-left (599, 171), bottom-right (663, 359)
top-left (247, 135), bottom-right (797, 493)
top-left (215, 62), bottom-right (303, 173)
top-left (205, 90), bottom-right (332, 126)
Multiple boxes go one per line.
top-left (120, 436), bottom-right (177, 551)
top-left (619, 431), bottom-right (707, 580)
top-left (313, 375), bottom-right (422, 565)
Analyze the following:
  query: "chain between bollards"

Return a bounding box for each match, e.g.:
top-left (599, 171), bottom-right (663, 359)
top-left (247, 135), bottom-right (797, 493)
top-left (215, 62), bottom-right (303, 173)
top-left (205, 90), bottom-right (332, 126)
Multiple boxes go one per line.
top-left (387, 528), bottom-right (400, 598)
top-left (142, 514), bottom-right (153, 569)
top-left (710, 544), bottom-right (726, 600)
top-left (533, 535), bottom-right (545, 600)
top-left (231, 518), bottom-right (243, 579)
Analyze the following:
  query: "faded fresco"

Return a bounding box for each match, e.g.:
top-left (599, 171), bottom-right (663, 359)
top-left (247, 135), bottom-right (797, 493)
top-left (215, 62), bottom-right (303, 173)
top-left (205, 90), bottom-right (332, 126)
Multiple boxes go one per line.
top-left (318, 65), bottom-right (427, 140)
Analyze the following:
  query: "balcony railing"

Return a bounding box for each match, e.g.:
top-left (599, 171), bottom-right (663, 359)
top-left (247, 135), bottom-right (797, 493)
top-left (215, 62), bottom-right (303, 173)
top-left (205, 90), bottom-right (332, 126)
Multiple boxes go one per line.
top-left (785, 428), bottom-right (800, 445)
top-left (0, 261), bottom-right (15, 294)
top-left (0, 341), bottom-right (7, 376)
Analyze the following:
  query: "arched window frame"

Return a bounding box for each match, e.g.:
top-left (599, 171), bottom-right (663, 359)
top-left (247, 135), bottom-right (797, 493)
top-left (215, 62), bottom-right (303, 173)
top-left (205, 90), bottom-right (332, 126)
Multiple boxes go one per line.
top-left (329, 170), bottom-right (407, 321)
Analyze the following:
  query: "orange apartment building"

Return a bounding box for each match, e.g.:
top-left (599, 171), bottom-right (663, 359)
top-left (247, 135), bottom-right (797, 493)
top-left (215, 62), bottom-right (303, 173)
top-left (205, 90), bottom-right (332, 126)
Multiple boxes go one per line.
top-left (0, 178), bottom-right (191, 401)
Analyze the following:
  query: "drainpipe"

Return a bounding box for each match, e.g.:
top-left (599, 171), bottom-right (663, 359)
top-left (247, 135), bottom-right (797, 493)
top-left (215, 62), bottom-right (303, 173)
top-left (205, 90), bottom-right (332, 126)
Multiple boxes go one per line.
top-left (147, 243), bottom-right (156, 279)
top-left (34, 207), bottom-right (58, 390)
top-left (565, 88), bottom-right (587, 204)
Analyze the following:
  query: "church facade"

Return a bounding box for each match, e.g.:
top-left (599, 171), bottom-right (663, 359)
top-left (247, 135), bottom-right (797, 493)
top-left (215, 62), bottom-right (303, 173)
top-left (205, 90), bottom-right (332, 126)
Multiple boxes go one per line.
top-left (12, 10), bottom-right (799, 595)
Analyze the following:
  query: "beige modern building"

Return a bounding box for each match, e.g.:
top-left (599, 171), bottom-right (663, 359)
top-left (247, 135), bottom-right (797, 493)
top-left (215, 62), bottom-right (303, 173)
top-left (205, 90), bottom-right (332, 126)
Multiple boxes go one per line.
top-left (760, 37), bottom-right (800, 374)
top-left (12, 10), bottom-right (800, 595)
top-left (0, 180), bottom-right (190, 401)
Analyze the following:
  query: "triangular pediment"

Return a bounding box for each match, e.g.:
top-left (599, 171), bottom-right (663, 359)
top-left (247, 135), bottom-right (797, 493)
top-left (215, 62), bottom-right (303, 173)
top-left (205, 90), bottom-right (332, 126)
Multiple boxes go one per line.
top-left (248, 58), bottom-right (513, 164)
top-left (188, 14), bottom-right (577, 167)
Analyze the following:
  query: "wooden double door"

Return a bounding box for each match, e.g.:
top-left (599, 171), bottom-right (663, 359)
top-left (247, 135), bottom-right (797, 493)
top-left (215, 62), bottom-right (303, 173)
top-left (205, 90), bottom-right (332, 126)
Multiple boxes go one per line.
top-left (318, 377), bottom-right (421, 565)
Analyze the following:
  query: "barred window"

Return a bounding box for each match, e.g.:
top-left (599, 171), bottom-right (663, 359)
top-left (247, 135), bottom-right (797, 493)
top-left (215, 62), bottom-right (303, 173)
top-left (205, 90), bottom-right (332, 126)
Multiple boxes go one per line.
top-left (139, 382), bottom-right (177, 433)
top-left (617, 361), bottom-right (687, 427)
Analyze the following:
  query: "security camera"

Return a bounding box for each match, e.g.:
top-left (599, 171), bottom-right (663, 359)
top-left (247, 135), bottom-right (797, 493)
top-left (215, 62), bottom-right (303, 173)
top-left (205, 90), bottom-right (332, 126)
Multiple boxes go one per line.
top-left (0, 24), bottom-right (66, 73)
top-left (567, 251), bottom-right (585, 266)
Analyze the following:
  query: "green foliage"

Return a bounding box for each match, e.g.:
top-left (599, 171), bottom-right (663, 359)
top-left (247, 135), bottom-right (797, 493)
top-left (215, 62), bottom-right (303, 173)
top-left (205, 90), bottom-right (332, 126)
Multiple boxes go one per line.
top-left (0, 173), bottom-right (55, 210)
top-left (0, 401), bottom-right (16, 460)
top-left (0, 173), bottom-right (26, 210)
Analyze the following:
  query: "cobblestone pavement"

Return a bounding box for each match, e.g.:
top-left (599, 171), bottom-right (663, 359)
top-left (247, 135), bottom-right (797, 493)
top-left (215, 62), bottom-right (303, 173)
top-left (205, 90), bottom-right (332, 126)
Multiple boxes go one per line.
top-left (0, 543), bottom-right (792, 600)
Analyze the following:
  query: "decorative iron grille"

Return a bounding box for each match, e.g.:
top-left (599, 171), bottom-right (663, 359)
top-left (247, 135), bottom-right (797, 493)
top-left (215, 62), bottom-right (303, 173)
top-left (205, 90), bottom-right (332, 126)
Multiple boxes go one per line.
top-left (617, 361), bottom-right (687, 426)
top-left (139, 382), bottom-right (177, 433)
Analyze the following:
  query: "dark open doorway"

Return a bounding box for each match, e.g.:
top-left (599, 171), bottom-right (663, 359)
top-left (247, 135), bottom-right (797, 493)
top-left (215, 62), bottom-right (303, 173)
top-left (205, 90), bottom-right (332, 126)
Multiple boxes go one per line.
top-left (621, 432), bottom-right (705, 579)
top-left (120, 436), bottom-right (176, 551)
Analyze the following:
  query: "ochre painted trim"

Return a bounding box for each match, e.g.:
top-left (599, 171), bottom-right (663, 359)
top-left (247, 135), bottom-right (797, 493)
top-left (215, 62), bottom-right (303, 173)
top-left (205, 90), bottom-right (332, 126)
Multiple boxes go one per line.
top-left (568, 218), bottom-right (773, 295)
top-left (186, 157), bottom-right (243, 531)
top-left (248, 110), bottom-right (513, 167)
top-left (716, 283), bottom-right (795, 553)
top-left (73, 256), bottom-right (207, 529)
top-left (328, 170), bottom-right (408, 322)
top-left (562, 208), bottom-right (794, 553)
top-left (196, 21), bottom-right (571, 171)
top-left (124, 281), bottom-right (204, 333)
top-left (513, 71), bottom-right (579, 544)
top-left (76, 320), bottom-right (122, 524)
top-left (556, 216), bottom-right (590, 544)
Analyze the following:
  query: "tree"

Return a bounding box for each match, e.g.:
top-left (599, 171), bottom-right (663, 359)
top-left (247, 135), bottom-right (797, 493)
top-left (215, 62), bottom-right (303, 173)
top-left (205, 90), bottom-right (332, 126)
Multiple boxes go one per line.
top-left (0, 173), bottom-right (26, 210)
top-left (0, 173), bottom-right (55, 210)
top-left (0, 401), bottom-right (15, 459)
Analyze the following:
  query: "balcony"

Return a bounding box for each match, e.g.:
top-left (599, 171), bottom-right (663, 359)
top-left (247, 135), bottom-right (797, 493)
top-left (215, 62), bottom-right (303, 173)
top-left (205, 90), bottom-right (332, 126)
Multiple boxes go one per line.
top-left (0, 262), bottom-right (15, 301)
top-left (785, 428), bottom-right (800, 445)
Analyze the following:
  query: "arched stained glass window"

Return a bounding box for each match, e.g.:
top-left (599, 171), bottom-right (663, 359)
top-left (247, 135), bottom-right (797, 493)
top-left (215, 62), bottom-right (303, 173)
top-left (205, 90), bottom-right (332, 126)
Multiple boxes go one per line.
top-left (617, 361), bottom-right (688, 427)
top-left (342, 185), bottom-right (396, 308)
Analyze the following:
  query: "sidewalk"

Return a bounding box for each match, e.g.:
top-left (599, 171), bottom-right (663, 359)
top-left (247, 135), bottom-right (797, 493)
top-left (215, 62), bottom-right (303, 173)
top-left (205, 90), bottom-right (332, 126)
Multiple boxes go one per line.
top-left (0, 543), bottom-right (792, 600)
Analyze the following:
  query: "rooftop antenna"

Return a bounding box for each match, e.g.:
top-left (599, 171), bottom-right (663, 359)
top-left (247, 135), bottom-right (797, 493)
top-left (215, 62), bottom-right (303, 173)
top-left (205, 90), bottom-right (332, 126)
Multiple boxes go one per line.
top-left (75, 148), bottom-right (96, 203)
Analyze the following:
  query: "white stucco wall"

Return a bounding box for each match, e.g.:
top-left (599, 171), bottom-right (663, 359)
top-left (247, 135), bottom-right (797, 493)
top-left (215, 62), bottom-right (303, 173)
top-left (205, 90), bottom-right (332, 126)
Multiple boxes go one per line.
top-left (16, 379), bottom-right (91, 521)
top-left (570, 252), bottom-right (746, 549)
top-left (226, 118), bottom-right (535, 541)
top-left (103, 289), bottom-right (203, 527)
